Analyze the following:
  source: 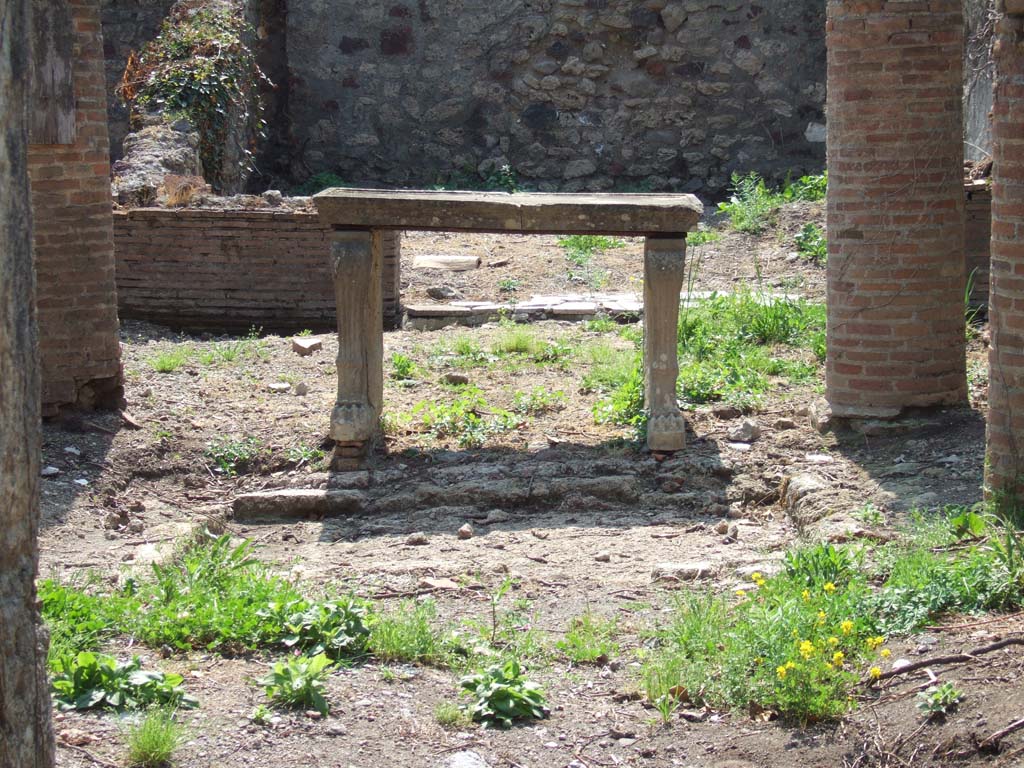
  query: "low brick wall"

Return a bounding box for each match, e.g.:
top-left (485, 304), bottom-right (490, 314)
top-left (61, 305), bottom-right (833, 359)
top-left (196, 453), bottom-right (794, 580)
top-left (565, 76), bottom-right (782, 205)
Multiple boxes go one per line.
top-left (113, 208), bottom-right (401, 332)
top-left (965, 181), bottom-right (992, 311)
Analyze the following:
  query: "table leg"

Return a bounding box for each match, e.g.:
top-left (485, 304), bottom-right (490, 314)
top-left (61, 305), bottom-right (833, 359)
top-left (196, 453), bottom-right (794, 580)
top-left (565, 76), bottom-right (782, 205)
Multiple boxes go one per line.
top-left (329, 229), bottom-right (383, 462)
top-left (644, 235), bottom-right (687, 451)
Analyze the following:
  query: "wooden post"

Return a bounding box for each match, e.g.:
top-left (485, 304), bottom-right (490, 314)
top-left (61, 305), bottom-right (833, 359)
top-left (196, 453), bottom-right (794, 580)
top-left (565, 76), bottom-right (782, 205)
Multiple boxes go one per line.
top-left (643, 235), bottom-right (687, 452)
top-left (329, 229), bottom-right (383, 464)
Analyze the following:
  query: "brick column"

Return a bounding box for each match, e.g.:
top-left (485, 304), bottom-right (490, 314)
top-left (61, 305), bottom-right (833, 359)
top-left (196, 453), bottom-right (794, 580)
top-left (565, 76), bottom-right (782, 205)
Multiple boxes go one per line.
top-left (28, 0), bottom-right (122, 413)
top-left (985, 4), bottom-right (1024, 503)
top-left (825, 0), bottom-right (967, 419)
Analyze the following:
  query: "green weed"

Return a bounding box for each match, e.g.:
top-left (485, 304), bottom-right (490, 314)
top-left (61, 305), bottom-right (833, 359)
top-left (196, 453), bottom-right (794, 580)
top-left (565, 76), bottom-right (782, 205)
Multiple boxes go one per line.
top-left (124, 709), bottom-right (186, 768)
top-left (460, 658), bottom-right (549, 728)
top-left (795, 223), bottom-right (827, 264)
top-left (258, 653), bottom-right (334, 716)
top-left (390, 352), bottom-right (419, 381)
top-left (782, 171), bottom-right (828, 202)
top-left (717, 172), bottom-right (782, 233)
top-left (512, 387), bottom-right (566, 415)
top-left (52, 652), bottom-right (198, 712)
top-left (557, 235), bottom-right (625, 265)
top-left (583, 316), bottom-right (618, 333)
top-left (260, 597), bottom-right (372, 660)
top-left (498, 278), bottom-right (522, 293)
top-left (688, 227), bottom-right (723, 247)
top-left (204, 436), bottom-right (262, 476)
top-left (412, 387), bottom-right (518, 448)
top-left (287, 444), bottom-right (325, 467)
top-left (917, 681), bottom-right (963, 717)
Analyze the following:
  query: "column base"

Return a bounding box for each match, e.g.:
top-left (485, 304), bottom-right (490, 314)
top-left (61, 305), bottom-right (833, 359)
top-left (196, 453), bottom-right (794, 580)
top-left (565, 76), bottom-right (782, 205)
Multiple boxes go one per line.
top-left (330, 401), bottom-right (378, 443)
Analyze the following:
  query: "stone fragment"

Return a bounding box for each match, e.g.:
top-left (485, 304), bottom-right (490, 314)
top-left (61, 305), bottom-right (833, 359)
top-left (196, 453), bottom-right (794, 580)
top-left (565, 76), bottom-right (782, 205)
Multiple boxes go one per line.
top-left (294, 382), bottom-right (309, 396)
top-left (268, 382), bottom-right (291, 393)
top-left (427, 286), bottom-right (465, 301)
top-left (292, 336), bottom-right (323, 356)
top-left (413, 254), bottom-right (481, 271)
top-left (41, 466), bottom-right (61, 477)
top-left (809, 399), bottom-right (833, 433)
top-left (651, 561), bottom-right (714, 583)
top-left (713, 406), bottom-right (741, 420)
top-left (405, 532), bottom-right (429, 546)
top-left (442, 373), bottom-right (470, 386)
top-left (262, 189), bottom-right (283, 206)
top-left (728, 419), bottom-right (761, 443)
top-left (457, 523), bottom-right (474, 539)
top-left (484, 509), bottom-right (511, 524)
top-left (595, 550), bottom-right (611, 562)
top-left (714, 519), bottom-right (730, 534)
top-left (773, 418), bottom-right (797, 430)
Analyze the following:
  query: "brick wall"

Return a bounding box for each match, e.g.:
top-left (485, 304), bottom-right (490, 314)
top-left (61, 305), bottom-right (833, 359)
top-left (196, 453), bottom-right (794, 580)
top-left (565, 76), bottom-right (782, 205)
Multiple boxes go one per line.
top-left (965, 182), bottom-right (992, 311)
top-left (113, 209), bottom-right (402, 332)
top-left (825, 0), bottom-right (967, 419)
top-left (28, 0), bottom-right (122, 414)
top-left (985, 5), bottom-right (1024, 501)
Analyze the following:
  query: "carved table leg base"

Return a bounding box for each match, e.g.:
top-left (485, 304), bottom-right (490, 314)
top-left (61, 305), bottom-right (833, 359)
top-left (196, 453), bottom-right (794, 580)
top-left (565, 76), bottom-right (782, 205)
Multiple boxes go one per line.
top-left (647, 410), bottom-right (687, 452)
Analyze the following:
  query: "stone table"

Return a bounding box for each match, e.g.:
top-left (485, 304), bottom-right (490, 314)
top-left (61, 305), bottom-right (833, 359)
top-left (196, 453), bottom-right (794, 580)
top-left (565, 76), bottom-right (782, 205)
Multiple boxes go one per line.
top-left (313, 188), bottom-right (703, 461)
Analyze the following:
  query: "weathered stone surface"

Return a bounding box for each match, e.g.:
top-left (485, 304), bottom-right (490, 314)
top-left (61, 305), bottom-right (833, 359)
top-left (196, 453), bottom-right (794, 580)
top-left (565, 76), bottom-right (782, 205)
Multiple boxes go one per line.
top-left (232, 489), bottom-right (365, 519)
top-left (651, 561), bottom-right (714, 583)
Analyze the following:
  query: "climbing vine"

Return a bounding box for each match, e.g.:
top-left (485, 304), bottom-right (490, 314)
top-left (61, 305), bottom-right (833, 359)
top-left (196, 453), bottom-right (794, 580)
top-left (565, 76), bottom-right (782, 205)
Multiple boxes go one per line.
top-left (119, 2), bottom-right (269, 190)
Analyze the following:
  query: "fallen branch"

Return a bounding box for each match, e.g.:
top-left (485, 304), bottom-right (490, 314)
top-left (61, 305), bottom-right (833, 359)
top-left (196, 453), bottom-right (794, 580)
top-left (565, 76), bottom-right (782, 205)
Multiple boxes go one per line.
top-left (874, 636), bottom-right (1024, 682)
top-left (60, 743), bottom-right (120, 768)
top-left (979, 716), bottom-right (1024, 751)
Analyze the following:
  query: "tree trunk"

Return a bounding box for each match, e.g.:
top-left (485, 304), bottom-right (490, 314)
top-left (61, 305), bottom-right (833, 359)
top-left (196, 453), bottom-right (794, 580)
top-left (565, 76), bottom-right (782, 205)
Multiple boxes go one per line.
top-left (0, 0), bottom-right (56, 764)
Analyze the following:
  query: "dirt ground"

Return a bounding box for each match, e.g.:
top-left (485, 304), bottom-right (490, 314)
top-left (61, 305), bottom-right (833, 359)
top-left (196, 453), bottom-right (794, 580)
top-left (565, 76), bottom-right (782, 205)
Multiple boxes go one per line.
top-left (41, 205), bottom-right (1023, 768)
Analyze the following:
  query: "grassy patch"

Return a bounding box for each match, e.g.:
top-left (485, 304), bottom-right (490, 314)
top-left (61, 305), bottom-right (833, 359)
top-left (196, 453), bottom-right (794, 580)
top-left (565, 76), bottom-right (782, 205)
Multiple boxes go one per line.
top-left (147, 347), bottom-right (191, 374)
top-left (557, 612), bottom-right (619, 665)
top-left (412, 386), bottom-right (519, 448)
top-left (204, 436), bottom-right (262, 476)
top-left (717, 171), bottom-right (827, 234)
top-left (124, 709), bottom-right (187, 768)
top-left (639, 510), bottom-right (1024, 724)
top-left (511, 387), bottom-right (566, 415)
top-left (368, 599), bottom-right (453, 666)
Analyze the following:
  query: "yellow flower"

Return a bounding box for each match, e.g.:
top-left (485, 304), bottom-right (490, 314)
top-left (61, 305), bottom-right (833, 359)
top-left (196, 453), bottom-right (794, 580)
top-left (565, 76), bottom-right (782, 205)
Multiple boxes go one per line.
top-left (776, 665), bottom-right (788, 680)
top-left (823, 582), bottom-right (836, 594)
top-left (735, 589), bottom-right (747, 598)
top-left (869, 666), bottom-right (882, 679)
top-left (825, 662), bottom-right (833, 670)
top-left (880, 649), bottom-right (891, 659)
top-left (752, 572), bottom-right (763, 582)
top-left (827, 636), bottom-right (839, 647)
top-left (786, 661), bottom-right (796, 669)
top-left (817, 611), bottom-right (827, 625)
top-left (840, 620), bottom-right (854, 635)
top-left (799, 640), bottom-right (815, 659)
top-left (832, 651), bottom-right (845, 665)
top-left (801, 589), bottom-right (810, 601)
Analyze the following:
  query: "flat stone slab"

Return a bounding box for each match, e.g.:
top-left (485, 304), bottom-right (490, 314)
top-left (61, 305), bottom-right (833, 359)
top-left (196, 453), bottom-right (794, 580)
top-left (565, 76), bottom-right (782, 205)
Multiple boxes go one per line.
top-left (551, 301), bottom-right (600, 316)
top-left (314, 188), bottom-right (703, 235)
top-left (405, 304), bottom-right (475, 317)
top-left (233, 489), bottom-right (364, 519)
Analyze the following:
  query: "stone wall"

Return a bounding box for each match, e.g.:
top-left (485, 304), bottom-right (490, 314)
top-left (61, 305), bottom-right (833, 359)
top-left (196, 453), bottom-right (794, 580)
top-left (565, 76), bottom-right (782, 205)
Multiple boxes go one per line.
top-left (825, 0), bottom-right (967, 420)
top-left (113, 208), bottom-right (402, 331)
top-left (98, 0), bottom-right (176, 161)
top-left (285, 0), bottom-right (827, 196)
top-left (29, 0), bottom-right (123, 415)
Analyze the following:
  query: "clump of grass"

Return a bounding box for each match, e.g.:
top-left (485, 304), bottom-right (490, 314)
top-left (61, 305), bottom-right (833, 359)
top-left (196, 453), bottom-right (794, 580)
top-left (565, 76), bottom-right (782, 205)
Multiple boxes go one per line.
top-left (556, 612), bottom-right (619, 665)
top-left (583, 316), bottom-right (618, 333)
top-left (147, 347), bottom-right (191, 373)
top-left (124, 709), bottom-right (186, 768)
top-left (434, 700), bottom-right (471, 728)
top-left (368, 599), bottom-right (453, 666)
